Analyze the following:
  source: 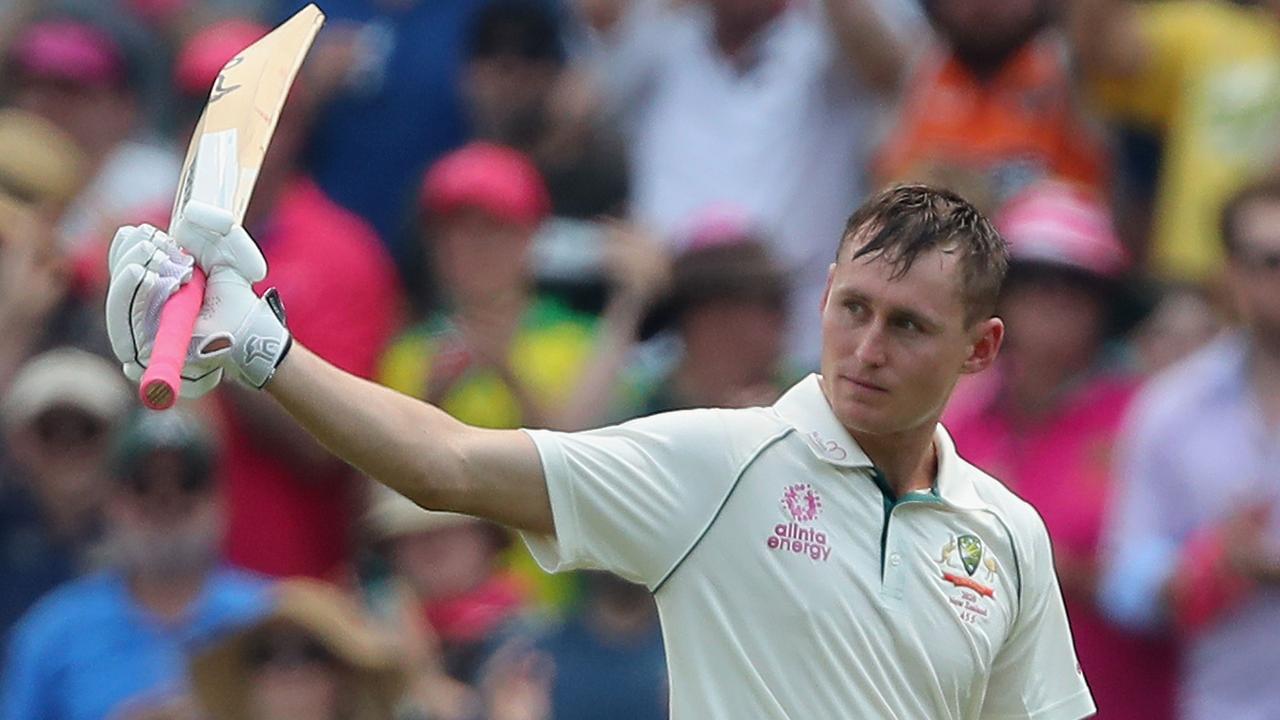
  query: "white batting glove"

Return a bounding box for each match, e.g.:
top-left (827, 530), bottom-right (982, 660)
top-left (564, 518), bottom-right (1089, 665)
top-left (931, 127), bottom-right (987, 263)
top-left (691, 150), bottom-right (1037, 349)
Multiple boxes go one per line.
top-left (105, 205), bottom-right (292, 391)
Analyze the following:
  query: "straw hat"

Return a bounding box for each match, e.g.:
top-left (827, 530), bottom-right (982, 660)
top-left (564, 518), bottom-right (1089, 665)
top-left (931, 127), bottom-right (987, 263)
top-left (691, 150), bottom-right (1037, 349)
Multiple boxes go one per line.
top-left (190, 579), bottom-right (407, 720)
top-left (0, 109), bottom-right (85, 217)
top-left (0, 348), bottom-right (130, 433)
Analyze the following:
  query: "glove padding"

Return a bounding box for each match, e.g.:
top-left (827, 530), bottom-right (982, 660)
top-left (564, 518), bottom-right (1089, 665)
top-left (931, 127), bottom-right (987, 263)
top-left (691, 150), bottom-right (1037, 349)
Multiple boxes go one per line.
top-left (105, 202), bottom-right (291, 394)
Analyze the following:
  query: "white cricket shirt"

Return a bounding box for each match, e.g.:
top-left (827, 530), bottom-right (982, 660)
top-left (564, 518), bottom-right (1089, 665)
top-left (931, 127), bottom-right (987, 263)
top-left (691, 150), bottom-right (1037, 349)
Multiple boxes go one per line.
top-left (521, 375), bottom-right (1095, 720)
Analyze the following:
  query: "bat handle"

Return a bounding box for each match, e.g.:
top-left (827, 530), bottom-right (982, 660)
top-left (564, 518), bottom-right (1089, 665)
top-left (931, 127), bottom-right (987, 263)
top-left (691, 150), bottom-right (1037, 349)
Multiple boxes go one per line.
top-left (139, 267), bottom-right (207, 410)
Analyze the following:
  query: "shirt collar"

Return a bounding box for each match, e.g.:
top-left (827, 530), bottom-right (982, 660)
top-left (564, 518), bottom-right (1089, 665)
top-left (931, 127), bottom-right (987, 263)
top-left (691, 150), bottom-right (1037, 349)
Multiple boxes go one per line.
top-left (772, 374), bottom-right (874, 469)
top-left (772, 375), bottom-right (987, 510)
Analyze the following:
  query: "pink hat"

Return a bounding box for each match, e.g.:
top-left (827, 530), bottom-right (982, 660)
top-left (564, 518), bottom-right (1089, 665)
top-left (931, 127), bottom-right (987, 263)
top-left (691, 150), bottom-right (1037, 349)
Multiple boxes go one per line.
top-left (996, 182), bottom-right (1130, 280)
top-left (174, 20), bottom-right (268, 96)
top-left (9, 20), bottom-right (125, 89)
top-left (420, 143), bottom-right (550, 228)
top-left (678, 203), bottom-right (762, 251)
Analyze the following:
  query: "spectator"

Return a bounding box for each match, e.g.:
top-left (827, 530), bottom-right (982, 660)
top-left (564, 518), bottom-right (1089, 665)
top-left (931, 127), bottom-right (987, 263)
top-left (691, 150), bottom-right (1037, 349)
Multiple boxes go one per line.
top-left (364, 486), bottom-right (527, 720)
top-left (1068, 0), bottom-right (1280, 285)
top-left (875, 0), bottom-right (1108, 215)
top-left (190, 578), bottom-right (407, 720)
top-left (2, 409), bottom-right (270, 720)
top-left (526, 571), bottom-right (666, 720)
top-left (0, 348), bottom-right (130, 633)
top-left (3, 14), bottom-right (180, 252)
top-left (944, 182), bottom-right (1173, 719)
top-left (623, 209), bottom-right (794, 416)
top-left (276, 0), bottom-right (490, 260)
top-left (575, 0), bottom-right (915, 367)
top-left (1132, 282), bottom-right (1223, 376)
top-left (1100, 175), bottom-right (1280, 719)
top-left (172, 20), bottom-right (405, 581)
top-left (463, 0), bottom-right (628, 219)
top-left (0, 109), bottom-right (86, 386)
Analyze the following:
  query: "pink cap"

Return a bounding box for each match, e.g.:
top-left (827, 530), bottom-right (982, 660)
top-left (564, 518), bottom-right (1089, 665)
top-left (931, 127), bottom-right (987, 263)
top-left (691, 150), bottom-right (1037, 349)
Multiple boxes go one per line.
top-left (996, 181), bottom-right (1130, 280)
top-left (679, 203), bottom-right (760, 251)
top-left (174, 20), bottom-right (268, 96)
top-left (420, 143), bottom-right (550, 228)
top-left (9, 20), bottom-right (125, 89)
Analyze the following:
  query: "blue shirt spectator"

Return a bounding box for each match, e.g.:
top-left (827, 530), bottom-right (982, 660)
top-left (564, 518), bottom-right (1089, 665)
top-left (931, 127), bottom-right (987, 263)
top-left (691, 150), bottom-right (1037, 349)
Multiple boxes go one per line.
top-left (276, 0), bottom-right (491, 262)
top-left (532, 572), bottom-right (667, 720)
top-left (1, 568), bottom-right (270, 720)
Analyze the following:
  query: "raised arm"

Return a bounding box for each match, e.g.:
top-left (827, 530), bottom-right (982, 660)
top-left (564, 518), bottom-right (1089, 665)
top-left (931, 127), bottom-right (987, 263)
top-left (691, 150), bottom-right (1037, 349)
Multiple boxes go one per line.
top-left (267, 345), bottom-right (553, 533)
top-left (1065, 0), bottom-right (1150, 78)
top-left (104, 206), bottom-right (555, 536)
top-left (823, 0), bottom-right (910, 95)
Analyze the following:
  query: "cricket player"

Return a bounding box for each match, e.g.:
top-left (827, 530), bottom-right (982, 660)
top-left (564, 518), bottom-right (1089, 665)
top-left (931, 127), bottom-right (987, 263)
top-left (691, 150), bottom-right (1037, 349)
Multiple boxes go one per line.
top-left (105, 184), bottom-right (1096, 719)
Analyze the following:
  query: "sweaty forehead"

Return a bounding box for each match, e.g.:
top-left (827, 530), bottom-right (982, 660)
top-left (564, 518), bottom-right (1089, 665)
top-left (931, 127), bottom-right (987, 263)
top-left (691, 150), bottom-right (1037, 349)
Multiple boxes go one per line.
top-left (832, 247), bottom-right (968, 321)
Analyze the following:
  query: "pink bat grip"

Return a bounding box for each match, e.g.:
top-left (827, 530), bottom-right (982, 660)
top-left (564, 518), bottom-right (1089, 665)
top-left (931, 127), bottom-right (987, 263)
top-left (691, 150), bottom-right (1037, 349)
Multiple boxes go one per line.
top-left (139, 267), bottom-right (207, 410)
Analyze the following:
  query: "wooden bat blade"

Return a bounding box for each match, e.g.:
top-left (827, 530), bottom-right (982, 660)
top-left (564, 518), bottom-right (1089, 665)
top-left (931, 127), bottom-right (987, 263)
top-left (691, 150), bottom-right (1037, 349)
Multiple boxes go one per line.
top-left (142, 4), bottom-right (325, 410)
top-left (171, 3), bottom-right (324, 227)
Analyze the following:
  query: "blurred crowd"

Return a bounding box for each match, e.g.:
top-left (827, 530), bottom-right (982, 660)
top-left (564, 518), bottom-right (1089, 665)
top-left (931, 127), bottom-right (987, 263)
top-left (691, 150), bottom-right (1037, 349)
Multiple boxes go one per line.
top-left (0, 0), bottom-right (1277, 717)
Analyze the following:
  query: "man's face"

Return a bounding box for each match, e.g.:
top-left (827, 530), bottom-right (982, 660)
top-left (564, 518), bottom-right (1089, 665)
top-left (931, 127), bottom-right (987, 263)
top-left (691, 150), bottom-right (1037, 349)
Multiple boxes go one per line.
top-left (11, 73), bottom-right (134, 157)
top-left (107, 449), bottom-right (219, 576)
top-left (928, 0), bottom-right (1044, 70)
top-left (705, 0), bottom-right (785, 33)
top-left (819, 245), bottom-right (1002, 438)
top-left (431, 208), bottom-right (533, 303)
top-left (1000, 271), bottom-right (1106, 376)
top-left (682, 297), bottom-right (785, 387)
top-left (1228, 199), bottom-right (1280, 351)
top-left (464, 55), bottom-right (559, 146)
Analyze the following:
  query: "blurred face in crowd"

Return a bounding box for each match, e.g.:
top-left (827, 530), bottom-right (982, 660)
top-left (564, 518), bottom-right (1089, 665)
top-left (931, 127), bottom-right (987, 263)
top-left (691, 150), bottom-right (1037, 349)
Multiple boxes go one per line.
top-left (1227, 198), bottom-right (1280, 353)
top-left (430, 208), bottom-right (533, 305)
top-left (105, 449), bottom-right (220, 578)
top-left (820, 240), bottom-right (1002, 439)
top-left (927, 0), bottom-right (1046, 73)
top-left (464, 54), bottom-right (560, 148)
top-left (391, 522), bottom-right (499, 600)
top-left (705, 0), bottom-right (786, 36)
top-left (246, 623), bottom-right (345, 720)
top-left (11, 73), bottom-right (135, 160)
top-left (1134, 286), bottom-right (1220, 374)
top-left (680, 297), bottom-right (786, 393)
top-left (999, 268), bottom-right (1107, 380)
top-left (6, 405), bottom-right (113, 536)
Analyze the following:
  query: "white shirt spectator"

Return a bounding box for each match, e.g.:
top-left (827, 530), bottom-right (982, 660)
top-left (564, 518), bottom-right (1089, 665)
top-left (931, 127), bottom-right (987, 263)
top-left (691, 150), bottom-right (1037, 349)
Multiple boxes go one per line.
top-left (589, 0), bottom-right (914, 368)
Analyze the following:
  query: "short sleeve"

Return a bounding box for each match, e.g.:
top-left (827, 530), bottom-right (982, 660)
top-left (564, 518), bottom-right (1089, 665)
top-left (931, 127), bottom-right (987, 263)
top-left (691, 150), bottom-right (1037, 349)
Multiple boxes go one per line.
top-left (519, 409), bottom-right (760, 589)
top-left (981, 514), bottom-right (1096, 720)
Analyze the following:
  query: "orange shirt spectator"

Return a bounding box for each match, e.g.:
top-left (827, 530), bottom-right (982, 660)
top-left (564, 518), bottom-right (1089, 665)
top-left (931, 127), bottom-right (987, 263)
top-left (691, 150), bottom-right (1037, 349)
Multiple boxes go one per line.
top-left (876, 35), bottom-right (1106, 214)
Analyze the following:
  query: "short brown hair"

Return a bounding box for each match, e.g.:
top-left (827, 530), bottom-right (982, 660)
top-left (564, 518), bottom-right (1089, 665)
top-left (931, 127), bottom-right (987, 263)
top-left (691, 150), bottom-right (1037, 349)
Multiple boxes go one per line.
top-left (837, 184), bottom-right (1008, 325)
top-left (1220, 174), bottom-right (1280, 257)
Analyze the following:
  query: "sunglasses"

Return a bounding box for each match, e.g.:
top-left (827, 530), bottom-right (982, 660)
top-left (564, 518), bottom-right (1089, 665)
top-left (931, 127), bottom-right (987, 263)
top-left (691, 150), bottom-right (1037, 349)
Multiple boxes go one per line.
top-left (33, 409), bottom-right (107, 447)
top-left (245, 635), bottom-right (336, 670)
top-left (1235, 247), bottom-right (1280, 272)
top-left (122, 451), bottom-right (211, 496)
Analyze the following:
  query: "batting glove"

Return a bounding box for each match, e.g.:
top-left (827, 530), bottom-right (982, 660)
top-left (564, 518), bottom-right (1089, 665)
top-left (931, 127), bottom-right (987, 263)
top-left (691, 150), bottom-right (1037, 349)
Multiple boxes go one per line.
top-left (105, 204), bottom-right (292, 392)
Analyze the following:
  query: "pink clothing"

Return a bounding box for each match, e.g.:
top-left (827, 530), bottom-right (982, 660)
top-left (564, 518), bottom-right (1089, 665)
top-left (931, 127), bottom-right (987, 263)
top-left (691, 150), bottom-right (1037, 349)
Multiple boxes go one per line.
top-left (945, 369), bottom-right (1176, 720)
top-left (220, 177), bottom-right (403, 580)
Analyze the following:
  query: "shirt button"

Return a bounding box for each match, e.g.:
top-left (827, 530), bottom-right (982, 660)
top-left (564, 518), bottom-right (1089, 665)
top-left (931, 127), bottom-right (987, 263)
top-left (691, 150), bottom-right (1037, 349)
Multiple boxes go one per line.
top-left (889, 553), bottom-right (902, 567)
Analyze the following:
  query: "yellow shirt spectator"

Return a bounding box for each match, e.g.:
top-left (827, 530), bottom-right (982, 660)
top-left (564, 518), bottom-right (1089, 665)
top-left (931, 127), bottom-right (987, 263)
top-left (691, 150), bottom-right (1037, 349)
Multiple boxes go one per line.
top-left (378, 296), bottom-right (597, 612)
top-left (1088, 1), bottom-right (1280, 284)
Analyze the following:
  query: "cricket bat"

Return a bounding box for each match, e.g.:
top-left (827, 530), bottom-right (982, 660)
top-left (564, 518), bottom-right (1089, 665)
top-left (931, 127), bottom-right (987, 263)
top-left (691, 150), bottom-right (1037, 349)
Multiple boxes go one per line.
top-left (140, 5), bottom-right (325, 410)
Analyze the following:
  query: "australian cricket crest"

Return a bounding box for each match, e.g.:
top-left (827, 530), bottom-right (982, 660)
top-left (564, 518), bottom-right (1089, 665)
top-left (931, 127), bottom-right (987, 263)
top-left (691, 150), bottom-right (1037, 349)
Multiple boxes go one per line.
top-left (936, 533), bottom-right (997, 625)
